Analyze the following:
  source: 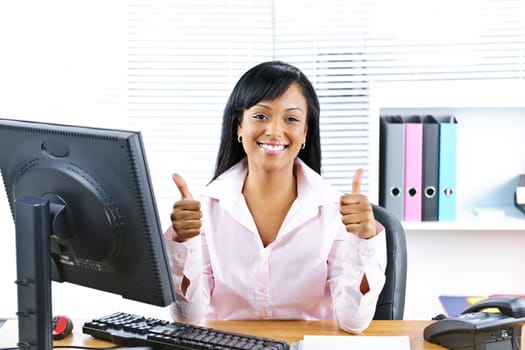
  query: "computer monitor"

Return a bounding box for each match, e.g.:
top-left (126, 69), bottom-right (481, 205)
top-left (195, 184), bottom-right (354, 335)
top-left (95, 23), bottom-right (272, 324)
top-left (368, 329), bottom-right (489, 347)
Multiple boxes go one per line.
top-left (0, 118), bottom-right (176, 350)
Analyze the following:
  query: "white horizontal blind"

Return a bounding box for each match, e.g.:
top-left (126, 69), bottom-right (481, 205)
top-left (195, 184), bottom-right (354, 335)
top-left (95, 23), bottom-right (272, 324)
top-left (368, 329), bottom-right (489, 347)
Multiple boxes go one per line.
top-left (275, 0), bottom-right (525, 196)
top-left (275, 1), bottom-right (379, 195)
top-left (126, 1), bottom-right (274, 225)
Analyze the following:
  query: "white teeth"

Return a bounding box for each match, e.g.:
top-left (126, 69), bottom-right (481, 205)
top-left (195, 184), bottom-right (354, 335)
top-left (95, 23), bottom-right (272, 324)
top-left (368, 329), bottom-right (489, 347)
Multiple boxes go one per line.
top-left (259, 143), bottom-right (285, 152)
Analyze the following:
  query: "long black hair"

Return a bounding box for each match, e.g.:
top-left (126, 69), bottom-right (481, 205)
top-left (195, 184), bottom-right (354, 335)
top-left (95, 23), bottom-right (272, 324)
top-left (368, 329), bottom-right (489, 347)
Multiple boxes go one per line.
top-left (211, 60), bottom-right (322, 181)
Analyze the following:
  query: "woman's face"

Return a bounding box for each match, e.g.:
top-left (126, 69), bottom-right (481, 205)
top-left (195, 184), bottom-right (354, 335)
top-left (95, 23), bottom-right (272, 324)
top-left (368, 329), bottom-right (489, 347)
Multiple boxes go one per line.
top-left (237, 83), bottom-right (308, 174)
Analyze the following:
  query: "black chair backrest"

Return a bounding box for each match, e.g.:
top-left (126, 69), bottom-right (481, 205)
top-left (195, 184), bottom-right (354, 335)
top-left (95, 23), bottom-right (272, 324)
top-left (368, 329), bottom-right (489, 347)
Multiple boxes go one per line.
top-left (371, 204), bottom-right (407, 320)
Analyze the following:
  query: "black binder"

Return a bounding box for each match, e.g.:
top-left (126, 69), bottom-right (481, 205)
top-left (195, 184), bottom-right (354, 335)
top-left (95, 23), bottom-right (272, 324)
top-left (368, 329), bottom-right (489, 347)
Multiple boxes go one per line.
top-left (421, 115), bottom-right (440, 221)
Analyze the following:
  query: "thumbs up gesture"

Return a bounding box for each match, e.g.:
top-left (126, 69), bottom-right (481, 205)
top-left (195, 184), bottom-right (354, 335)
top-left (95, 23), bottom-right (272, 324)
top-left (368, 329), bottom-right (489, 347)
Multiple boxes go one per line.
top-left (170, 173), bottom-right (202, 242)
top-left (340, 168), bottom-right (376, 239)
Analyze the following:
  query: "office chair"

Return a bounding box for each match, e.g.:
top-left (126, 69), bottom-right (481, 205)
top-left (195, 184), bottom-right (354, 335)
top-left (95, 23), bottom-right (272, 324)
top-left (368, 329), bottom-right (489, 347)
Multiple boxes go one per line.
top-left (371, 203), bottom-right (407, 320)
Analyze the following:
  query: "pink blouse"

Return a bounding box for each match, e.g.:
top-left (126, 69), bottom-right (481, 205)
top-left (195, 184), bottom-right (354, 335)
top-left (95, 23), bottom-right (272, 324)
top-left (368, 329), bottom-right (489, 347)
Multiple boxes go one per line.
top-left (164, 158), bottom-right (386, 333)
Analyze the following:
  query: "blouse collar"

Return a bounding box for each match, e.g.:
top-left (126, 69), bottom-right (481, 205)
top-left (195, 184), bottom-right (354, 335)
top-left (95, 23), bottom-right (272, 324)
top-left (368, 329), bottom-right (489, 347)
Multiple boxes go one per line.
top-left (202, 157), bottom-right (340, 217)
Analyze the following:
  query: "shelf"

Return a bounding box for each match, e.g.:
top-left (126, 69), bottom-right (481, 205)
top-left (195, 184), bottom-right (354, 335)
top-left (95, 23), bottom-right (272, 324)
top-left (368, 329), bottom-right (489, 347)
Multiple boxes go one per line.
top-left (402, 206), bottom-right (525, 232)
top-left (368, 80), bottom-right (525, 234)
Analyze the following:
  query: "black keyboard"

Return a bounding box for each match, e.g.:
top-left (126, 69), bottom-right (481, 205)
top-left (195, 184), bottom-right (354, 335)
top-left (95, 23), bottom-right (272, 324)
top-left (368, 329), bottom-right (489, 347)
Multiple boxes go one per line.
top-left (82, 312), bottom-right (290, 350)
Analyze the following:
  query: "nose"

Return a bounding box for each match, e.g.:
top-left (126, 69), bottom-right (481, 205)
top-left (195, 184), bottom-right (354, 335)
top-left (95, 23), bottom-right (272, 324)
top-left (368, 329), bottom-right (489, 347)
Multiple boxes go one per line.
top-left (266, 118), bottom-right (284, 137)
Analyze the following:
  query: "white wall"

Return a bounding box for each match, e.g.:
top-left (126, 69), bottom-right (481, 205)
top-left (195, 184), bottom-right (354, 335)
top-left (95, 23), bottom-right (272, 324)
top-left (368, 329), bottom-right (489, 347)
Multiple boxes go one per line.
top-left (404, 229), bottom-right (525, 320)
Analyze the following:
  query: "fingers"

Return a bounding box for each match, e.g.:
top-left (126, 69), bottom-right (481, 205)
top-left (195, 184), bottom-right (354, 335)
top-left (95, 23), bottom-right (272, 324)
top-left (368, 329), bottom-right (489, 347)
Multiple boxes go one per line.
top-left (352, 167), bottom-right (364, 194)
top-left (172, 173), bottom-right (193, 200)
top-left (171, 203), bottom-right (202, 242)
top-left (341, 167), bottom-right (376, 239)
top-left (340, 203), bottom-right (376, 239)
top-left (170, 173), bottom-right (200, 242)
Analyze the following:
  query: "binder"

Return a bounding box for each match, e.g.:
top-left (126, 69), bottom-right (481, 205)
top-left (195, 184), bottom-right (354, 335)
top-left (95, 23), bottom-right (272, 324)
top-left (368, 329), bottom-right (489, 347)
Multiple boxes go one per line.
top-left (421, 115), bottom-right (440, 221)
top-left (437, 116), bottom-right (458, 221)
top-left (403, 116), bottom-right (423, 221)
top-left (379, 116), bottom-right (405, 220)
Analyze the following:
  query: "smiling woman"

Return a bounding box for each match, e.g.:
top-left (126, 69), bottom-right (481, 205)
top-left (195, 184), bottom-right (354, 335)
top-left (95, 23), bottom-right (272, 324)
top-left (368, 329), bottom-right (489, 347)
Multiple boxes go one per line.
top-left (0, 0), bottom-right (524, 323)
top-left (163, 60), bottom-right (387, 334)
top-left (237, 80), bottom-right (310, 247)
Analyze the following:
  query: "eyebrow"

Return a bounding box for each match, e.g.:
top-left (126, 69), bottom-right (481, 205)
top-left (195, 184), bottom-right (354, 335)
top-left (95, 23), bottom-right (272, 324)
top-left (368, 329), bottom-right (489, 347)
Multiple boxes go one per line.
top-left (254, 103), bottom-right (305, 114)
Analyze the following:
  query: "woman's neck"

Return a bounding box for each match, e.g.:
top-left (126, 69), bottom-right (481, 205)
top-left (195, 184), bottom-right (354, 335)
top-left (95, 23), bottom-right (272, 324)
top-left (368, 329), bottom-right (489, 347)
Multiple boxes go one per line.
top-left (241, 164), bottom-right (298, 247)
top-left (242, 166), bottom-right (297, 200)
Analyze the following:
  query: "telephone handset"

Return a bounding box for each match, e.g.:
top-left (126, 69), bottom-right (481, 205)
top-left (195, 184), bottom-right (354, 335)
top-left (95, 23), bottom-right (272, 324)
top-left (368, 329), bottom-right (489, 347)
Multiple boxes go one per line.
top-left (462, 297), bottom-right (525, 319)
top-left (424, 296), bottom-right (525, 350)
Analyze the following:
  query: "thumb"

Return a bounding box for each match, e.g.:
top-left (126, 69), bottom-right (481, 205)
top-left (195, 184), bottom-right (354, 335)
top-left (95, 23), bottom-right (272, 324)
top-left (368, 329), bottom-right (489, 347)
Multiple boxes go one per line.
top-left (352, 168), bottom-right (364, 194)
top-left (172, 173), bottom-right (194, 200)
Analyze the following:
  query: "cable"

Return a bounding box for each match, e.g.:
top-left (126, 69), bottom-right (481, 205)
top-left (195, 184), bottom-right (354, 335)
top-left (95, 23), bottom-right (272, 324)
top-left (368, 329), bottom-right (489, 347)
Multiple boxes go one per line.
top-left (512, 336), bottom-right (521, 350)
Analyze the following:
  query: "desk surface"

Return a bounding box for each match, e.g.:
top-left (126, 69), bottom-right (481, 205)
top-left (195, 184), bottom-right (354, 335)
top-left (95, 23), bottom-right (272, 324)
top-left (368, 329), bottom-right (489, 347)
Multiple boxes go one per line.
top-left (0, 319), bottom-right (444, 349)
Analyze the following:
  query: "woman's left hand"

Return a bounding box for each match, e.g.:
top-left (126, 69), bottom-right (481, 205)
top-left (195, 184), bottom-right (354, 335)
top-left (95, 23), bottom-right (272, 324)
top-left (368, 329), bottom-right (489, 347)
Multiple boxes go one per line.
top-left (340, 168), bottom-right (377, 239)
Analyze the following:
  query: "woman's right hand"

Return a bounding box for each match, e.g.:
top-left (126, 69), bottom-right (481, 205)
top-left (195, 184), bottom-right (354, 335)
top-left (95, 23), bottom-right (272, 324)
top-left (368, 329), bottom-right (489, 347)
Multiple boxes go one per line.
top-left (170, 173), bottom-right (202, 242)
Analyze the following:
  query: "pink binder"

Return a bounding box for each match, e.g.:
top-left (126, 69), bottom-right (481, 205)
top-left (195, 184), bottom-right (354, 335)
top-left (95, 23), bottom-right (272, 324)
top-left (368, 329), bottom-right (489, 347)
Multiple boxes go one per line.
top-left (404, 118), bottom-right (423, 221)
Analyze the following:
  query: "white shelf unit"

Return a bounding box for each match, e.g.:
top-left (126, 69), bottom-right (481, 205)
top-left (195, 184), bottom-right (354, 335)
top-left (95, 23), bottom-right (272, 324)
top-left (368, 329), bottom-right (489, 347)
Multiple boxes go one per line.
top-left (368, 79), bottom-right (525, 232)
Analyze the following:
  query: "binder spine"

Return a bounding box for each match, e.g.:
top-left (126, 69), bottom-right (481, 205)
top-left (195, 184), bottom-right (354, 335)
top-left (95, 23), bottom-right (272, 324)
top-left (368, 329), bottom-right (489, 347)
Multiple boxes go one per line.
top-left (422, 116), bottom-right (440, 221)
top-left (438, 117), bottom-right (458, 221)
top-left (404, 118), bottom-right (423, 222)
top-left (379, 116), bottom-right (405, 220)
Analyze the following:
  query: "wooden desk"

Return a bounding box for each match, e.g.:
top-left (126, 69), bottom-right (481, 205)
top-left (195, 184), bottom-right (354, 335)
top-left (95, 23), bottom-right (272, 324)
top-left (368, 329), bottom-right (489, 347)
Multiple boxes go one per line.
top-left (0, 319), bottom-right (444, 349)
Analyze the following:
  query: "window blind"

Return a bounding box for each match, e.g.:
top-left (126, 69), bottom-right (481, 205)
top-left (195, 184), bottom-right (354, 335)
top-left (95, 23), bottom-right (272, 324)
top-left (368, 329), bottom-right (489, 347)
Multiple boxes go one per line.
top-left (126, 1), bottom-right (274, 227)
top-left (274, 0), bottom-right (525, 198)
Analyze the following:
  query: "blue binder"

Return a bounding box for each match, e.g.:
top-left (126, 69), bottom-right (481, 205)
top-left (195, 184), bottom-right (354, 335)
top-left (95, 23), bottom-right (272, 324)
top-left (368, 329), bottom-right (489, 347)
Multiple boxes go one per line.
top-left (437, 116), bottom-right (458, 221)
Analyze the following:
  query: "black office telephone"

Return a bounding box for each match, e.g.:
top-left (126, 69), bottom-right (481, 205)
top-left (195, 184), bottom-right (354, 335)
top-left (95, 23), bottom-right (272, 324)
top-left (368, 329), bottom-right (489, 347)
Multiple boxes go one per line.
top-left (424, 296), bottom-right (525, 350)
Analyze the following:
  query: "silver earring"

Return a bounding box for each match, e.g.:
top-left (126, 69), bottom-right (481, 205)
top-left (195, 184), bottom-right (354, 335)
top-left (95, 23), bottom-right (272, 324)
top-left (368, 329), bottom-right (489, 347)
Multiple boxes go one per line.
top-left (301, 142), bottom-right (306, 149)
top-left (238, 135), bottom-right (242, 143)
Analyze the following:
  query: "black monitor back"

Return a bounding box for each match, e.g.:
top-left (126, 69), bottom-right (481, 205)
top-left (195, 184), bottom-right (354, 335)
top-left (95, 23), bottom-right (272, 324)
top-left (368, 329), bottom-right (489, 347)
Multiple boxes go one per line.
top-left (0, 118), bottom-right (175, 309)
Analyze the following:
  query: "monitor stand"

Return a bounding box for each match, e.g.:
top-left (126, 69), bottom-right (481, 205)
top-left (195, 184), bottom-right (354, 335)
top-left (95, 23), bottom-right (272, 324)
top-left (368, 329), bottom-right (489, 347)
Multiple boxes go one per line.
top-left (14, 196), bottom-right (53, 350)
